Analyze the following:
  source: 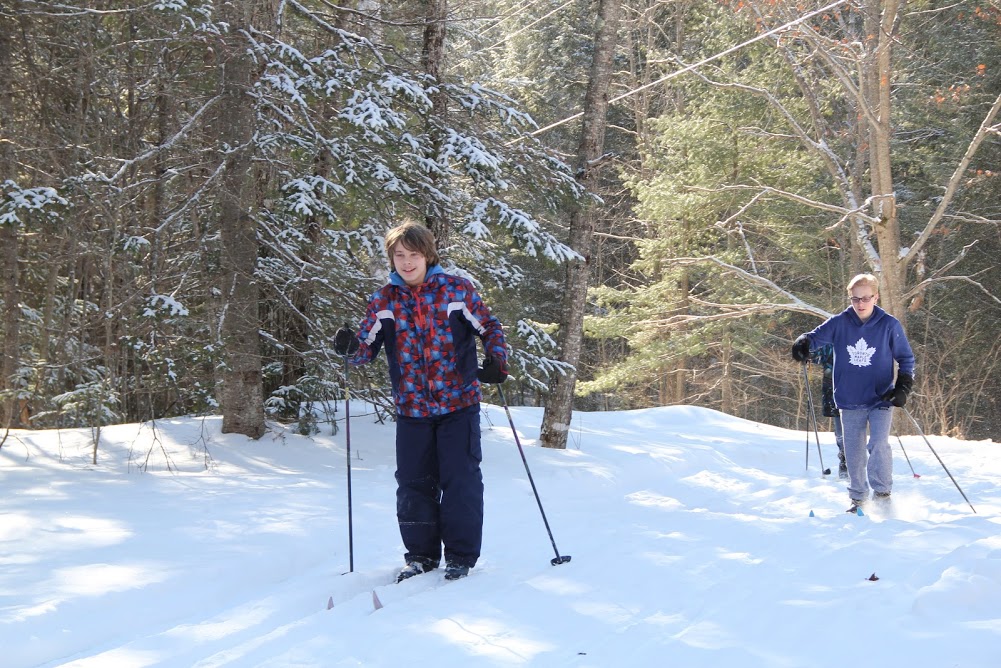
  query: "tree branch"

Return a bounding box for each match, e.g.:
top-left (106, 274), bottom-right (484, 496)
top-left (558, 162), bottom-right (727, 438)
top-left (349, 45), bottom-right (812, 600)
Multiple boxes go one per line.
top-left (98, 95), bottom-right (222, 185)
top-left (900, 240), bottom-right (1001, 308)
top-left (904, 91), bottom-right (1001, 264)
top-left (904, 275), bottom-right (1001, 309)
top-left (691, 183), bottom-right (881, 225)
top-left (686, 71), bottom-right (882, 265)
top-left (669, 256), bottom-right (834, 320)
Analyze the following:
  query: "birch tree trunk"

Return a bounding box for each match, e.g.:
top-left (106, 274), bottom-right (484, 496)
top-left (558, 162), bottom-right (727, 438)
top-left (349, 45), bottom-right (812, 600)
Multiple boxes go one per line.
top-left (215, 0), bottom-right (272, 438)
top-left (539, 0), bottom-right (620, 449)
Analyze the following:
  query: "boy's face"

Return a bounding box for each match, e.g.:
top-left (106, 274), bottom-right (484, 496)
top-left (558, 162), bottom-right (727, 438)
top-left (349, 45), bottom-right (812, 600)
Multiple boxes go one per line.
top-left (392, 243), bottom-right (428, 287)
top-left (849, 285), bottom-right (878, 321)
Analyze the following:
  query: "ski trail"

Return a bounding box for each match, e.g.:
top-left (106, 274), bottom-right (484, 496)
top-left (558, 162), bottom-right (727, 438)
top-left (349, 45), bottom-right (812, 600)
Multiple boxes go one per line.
top-left (47, 567), bottom-right (394, 667)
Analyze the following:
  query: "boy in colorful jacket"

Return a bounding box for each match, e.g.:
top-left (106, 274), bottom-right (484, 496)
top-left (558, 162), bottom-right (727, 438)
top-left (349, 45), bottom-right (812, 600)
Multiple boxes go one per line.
top-left (334, 222), bottom-right (508, 582)
top-left (810, 344), bottom-right (847, 479)
top-left (792, 274), bottom-right (915, 512)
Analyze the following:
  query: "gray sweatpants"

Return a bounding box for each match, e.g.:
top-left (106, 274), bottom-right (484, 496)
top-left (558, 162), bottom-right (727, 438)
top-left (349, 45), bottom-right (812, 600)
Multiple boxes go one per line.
top-left (839, 406), bottom-right (894, 500)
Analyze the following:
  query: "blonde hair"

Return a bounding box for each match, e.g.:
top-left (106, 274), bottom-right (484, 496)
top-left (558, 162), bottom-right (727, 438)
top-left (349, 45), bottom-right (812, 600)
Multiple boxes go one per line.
top-left (384, 222), bottom-right (440, 272)
top-left (847, 273), bottom-right (879, 294)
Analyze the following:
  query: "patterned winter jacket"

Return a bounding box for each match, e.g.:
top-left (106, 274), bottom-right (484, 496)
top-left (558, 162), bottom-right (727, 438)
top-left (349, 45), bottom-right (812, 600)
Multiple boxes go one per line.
top-left (347, 265), bottom-right (507, 418)
top-left (809, 344), bottom-right (838, 417)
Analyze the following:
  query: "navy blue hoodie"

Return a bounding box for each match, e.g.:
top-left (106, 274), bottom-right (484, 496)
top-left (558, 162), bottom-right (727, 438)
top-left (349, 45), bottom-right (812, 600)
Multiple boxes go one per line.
top-left (806, 306), bottom-right (915, 411)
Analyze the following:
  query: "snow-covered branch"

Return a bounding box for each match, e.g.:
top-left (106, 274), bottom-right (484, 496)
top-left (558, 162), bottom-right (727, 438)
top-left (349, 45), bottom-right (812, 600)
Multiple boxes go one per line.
top-left (97, 95), bottom-right (222, 186)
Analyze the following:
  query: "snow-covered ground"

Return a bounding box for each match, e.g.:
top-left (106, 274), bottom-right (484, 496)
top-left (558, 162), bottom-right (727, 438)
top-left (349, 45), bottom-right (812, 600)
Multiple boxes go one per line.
top-left (3, 401), bottom-right (1000, 667)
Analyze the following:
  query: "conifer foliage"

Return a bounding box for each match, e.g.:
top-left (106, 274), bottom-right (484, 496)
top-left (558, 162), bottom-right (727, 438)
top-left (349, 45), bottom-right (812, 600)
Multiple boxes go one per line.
top-left (2, 0), bottom-right (1000, 441)
top-left (0, 1), bottom-right (582, 435)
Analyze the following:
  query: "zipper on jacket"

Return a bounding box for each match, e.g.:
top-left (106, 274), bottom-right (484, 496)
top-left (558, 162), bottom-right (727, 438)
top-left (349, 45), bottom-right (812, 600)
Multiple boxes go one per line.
top-left (411, 284), bottom-right (440, 414)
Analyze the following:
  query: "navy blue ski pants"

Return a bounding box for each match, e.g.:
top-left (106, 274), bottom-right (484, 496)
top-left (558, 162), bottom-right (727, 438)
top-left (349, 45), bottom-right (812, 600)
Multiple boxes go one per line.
top-left (395, 403), bottom-right (483, 569)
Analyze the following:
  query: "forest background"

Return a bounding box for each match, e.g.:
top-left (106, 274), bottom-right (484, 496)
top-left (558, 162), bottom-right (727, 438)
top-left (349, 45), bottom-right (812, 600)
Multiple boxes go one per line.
top-left (1, 0), bottom-right (1000, 446)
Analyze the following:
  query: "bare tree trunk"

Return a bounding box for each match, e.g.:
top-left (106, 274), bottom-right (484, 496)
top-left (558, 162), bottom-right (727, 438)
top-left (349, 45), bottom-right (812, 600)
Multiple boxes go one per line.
top-left (215, 0), bottom-right (272, 439)
top-left (720, 333), bottom-right (733, 414)
top-left (0, 225), bottom-right (19, 429)
top-left (0, 18), bottom-right (22, 428)
top-left (540, 0), bottom-right (620, 449)
top-left (420, 0), bottom-right (450, 247)
top-left (862, 0), bottom-right (906, 321)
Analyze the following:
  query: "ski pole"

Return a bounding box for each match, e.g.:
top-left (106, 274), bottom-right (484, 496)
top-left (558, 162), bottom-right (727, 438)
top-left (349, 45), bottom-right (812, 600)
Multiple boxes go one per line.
top-left (895, 434), bottom-right (920, 478)
top-left (802, 380), bottom-right (809, 472)
top-left (801, 363), bottom-right (830, 476)
top-left (903, 408), bottom-right (975, 513)
top-left (800, 363), bottom-right (809, 471)
top-left (343, 357), bottom-right (355, 572)
top-left (496, 384), bottom-right (571, 566)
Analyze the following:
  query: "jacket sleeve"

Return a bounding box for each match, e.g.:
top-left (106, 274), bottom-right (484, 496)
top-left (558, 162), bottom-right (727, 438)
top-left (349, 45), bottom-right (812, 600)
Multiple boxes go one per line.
top-left (808, 315), bottom-right (837, 348)
top-left (466, 285), bottom-right (506, 363)
top-left (348, 290), bottom-right (387, 365)
top-left (890, 320), bottom-right (916, 377)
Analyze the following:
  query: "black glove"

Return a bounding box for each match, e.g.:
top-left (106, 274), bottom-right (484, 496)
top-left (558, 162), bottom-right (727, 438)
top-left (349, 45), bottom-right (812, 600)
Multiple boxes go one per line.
top-left (477, 356), bottom-right (508, 384)
top-left (791, 334), bottom-right (811, 363)
top-left (882, 372), bottom-right (913, 408)
top-left (334, 325), bottom-right (359, 356)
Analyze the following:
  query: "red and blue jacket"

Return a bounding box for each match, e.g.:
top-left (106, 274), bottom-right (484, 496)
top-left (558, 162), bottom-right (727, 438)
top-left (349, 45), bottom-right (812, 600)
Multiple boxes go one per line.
top-left (347, 265), bottom-right (507, 418)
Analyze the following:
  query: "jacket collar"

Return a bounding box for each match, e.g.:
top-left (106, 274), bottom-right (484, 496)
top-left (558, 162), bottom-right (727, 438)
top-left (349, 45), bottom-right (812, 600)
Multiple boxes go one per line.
top-left (389, 263), bottom-right (443, 288)
top-left (844, 304), bottom-right (886, 326)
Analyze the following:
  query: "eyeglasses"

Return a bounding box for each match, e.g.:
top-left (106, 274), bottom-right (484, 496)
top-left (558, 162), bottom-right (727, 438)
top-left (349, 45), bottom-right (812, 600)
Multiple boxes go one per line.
top-left (850, 295), bottom-right (876, 304)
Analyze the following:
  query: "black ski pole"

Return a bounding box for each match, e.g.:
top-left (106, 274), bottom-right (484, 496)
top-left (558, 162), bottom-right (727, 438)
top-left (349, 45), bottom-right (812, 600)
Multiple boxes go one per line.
top-left (895, 434), bottom-right (920, 478)
top-left (801, 363), bottom-right (831, 475)
top-left (800, 364), bottom-right (809, 471)
top-left (802, 379), bottom-right (809, 472)
top-left (343, 357), bottom-right (355, 572)
top-left (496, 384), bottom-right (571, 566)
top-left (903, 408), bottom-right (975, 513)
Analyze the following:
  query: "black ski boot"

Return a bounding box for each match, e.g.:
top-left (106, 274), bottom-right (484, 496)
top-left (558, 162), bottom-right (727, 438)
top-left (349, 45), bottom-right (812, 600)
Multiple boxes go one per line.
top-left (444, 563), bottom-right (470, 581)
top-left (397, 560), bottom-right (437, 583)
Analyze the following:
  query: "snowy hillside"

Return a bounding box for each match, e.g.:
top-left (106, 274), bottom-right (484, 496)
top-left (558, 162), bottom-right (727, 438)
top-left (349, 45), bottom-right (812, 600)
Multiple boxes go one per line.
top-left (3, 403), bottom-right (1000, 667)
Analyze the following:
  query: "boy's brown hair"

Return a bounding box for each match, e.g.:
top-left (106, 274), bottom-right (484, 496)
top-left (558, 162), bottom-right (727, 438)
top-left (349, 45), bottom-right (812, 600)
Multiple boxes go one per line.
top-left (384, 222), bottom-right (440, 271)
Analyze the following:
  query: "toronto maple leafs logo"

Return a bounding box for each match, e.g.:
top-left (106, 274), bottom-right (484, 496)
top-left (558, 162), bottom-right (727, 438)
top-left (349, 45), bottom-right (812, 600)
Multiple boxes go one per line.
top-left (847, 338), bottom-right (876, 367)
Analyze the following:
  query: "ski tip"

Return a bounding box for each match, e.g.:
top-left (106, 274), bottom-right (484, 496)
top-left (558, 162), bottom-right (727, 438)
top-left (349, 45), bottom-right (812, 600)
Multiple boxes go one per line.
top-left (856, 507), bottom-right (864, 516)
top-left (372, 590), bottom-right (383, 611)
top-left (867, 572), bottom-right (880, 581)
top-left (914, 473), bottom-right (921, 478)
top-left (326, 596), bottom-right (334, 610)
top-left (809, 510), bottom-right (815, 517)
top-left (823, 468), bottom-right (831, 475)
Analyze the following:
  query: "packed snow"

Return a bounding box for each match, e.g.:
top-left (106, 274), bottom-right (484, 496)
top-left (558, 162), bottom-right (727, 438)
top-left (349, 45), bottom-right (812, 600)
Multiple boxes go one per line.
top-left (3, 401), bottom-right (1000, 667)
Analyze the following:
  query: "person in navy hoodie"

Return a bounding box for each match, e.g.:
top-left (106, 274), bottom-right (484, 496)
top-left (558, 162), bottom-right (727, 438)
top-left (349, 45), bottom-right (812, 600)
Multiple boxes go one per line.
top-left (334, 222), bottom-right (508, 582)
top-left (792, 274), bottom-right (915, 512)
